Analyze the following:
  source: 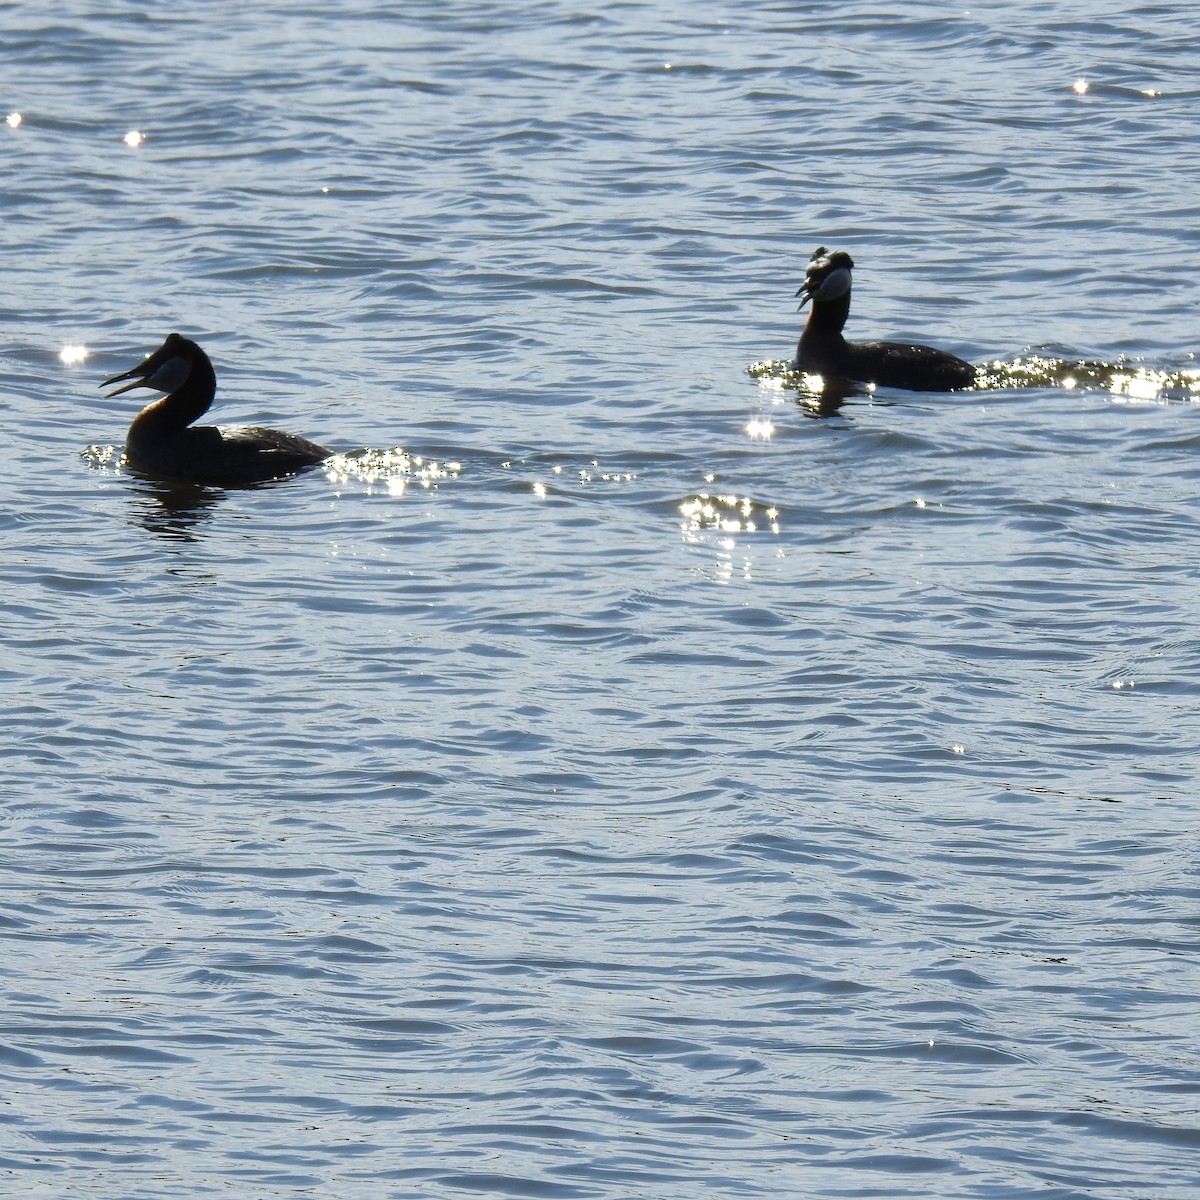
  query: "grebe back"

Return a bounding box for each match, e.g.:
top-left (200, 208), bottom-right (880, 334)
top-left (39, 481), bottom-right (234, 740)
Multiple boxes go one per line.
top-left (795, 247), bottom-right (975, 392)
top-left (102, 333), bottom-right (332, 487)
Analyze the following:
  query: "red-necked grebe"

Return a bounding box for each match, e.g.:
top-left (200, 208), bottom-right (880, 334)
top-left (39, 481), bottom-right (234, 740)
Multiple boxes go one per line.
top-left (795, 247), bottom-right (975, 392)
top-left (102, 333), bottom-right (332, 486)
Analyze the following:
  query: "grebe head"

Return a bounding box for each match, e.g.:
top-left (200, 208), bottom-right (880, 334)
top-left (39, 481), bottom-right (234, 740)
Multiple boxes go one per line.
top-left (102, 332), bottom-right (197, 398)
top-left (797, 247), bottom-right (855, 309)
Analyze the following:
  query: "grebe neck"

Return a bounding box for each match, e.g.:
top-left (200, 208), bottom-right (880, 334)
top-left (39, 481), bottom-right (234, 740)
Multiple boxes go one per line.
top-left (802, 287), bottom-right (851, 343)
top-left (129, 353), bottom-right (216, 441)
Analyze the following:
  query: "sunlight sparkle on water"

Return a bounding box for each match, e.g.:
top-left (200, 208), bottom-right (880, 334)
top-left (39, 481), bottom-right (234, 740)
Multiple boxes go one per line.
top-left (59, 344), bottom-right (89, 366)
top-left (1072, 79), bottom-right (1089, 95)
top-left (124, 130), bottom-right (145, 147)
top-left (746, 417), bottom-right (775, 440)
top-left (1108, 370), bottom-right (1169, 402)
top-left (680, 492), bottom-right (781, 539)
top-left (323, 448), bottom-right (461, 495)
top-left (81, 443), bottom-right (124, 470)
top-left (6, 112), bottom-right (21, 128)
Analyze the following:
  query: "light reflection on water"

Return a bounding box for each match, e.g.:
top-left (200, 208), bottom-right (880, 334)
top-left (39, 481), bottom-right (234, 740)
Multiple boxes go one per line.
top-left (748, 354), bottom-right (1200, 407)
top-left (81, 446), bottom-right (462, 498)
top-left (679, 491), bottom-right (781, 539)
top-left (324, 448), bottom-right (460, 495)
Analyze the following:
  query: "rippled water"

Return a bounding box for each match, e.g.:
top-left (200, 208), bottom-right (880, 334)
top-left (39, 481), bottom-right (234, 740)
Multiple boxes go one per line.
top-left (4, 1), bottom-right (1200, 1197)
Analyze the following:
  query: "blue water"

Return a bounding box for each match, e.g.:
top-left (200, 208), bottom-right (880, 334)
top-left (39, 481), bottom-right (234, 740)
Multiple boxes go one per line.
top-left (3, 2), bottom-right (1200, 1197)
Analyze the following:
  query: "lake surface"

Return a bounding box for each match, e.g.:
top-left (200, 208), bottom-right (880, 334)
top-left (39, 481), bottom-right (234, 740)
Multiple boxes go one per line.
top-left (3, 1), bottom-right (1199, 1197)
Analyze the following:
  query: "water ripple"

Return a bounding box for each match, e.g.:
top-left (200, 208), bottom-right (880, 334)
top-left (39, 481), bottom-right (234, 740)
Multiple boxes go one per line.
top-left (3, 1), bottom-right (1200, 1197)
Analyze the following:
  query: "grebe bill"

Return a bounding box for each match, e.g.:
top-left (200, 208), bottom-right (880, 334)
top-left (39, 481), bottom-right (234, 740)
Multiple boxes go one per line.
top-left (103, 336), bottom-right (193, 399)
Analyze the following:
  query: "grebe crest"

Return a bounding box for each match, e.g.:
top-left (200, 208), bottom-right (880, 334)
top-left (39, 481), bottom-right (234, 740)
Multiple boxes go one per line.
top-left (794, 246), bottom-right (975, 393)
top-left (101, 333), bottom-right (333, 487)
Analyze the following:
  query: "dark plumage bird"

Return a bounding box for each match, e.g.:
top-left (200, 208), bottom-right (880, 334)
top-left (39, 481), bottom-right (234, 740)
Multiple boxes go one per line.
top-left (795, 247), bottom-right (976, 392)
top-left (102, 333), bottom-right (332, 487)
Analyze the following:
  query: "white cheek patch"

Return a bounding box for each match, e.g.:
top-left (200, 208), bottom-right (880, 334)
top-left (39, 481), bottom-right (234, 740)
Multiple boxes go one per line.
top-left (144, 354), bottom-right (191, 393)
top-left (814, 267), bottom-right (852, 302)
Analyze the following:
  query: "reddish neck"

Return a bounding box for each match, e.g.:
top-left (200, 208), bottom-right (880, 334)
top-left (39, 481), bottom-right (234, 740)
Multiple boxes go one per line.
top-left (127, 356), bottom-right (217, 443)
top-left (806, 289), bottom-right (851, 338)
top-left (797, 288), bottom-right (851, 364)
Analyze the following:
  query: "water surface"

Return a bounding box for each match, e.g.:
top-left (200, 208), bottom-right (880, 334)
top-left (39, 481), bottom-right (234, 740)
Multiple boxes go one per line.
top-left (2, 1), bottom-right (1199, 1197)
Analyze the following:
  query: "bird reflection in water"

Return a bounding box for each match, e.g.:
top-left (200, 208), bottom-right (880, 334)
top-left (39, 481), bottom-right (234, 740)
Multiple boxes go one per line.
top-left (126, 472), bottom-right (224, 542)
top-left (747, 367), bottom-right (867, 418)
